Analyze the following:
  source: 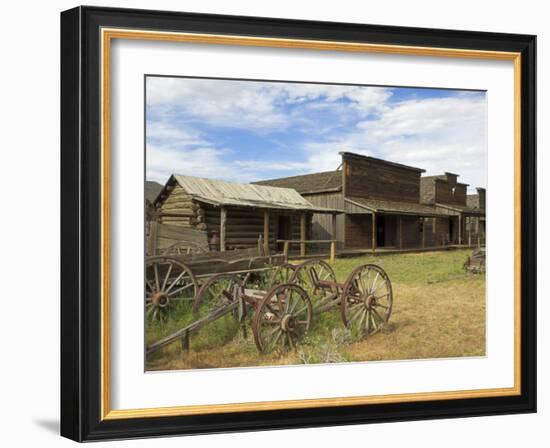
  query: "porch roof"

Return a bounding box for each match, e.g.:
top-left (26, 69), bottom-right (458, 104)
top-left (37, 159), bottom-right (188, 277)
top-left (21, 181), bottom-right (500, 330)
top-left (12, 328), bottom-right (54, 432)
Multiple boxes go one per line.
top-left (435, 203), bottom-right (486, 216)
top-left (345, 197), bottom-right (448, 217)
top-left (171, 174), bottom-right (342, 214)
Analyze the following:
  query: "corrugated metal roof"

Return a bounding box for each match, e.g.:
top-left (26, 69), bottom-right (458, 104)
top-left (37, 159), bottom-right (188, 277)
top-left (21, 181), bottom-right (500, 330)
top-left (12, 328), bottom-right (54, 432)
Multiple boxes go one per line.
top-left (345, 197), bottom-right (448, 217)
top-left (173, 175), bottom-right (342, 213)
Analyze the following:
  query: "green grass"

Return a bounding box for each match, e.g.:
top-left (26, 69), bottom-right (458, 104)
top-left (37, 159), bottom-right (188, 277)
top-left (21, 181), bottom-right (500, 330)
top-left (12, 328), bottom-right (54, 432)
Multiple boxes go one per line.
top-left (146, 248), bottom-right (485, 371)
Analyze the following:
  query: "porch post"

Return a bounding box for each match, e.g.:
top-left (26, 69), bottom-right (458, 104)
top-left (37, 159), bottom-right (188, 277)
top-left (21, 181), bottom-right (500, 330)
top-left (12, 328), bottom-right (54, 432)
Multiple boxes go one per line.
top-left (468, 216), bottom-right (472, 247)
top-left (331, 213), bottom-right (337, 263)
top-left (398, 215), bottom-right (403, 249)
top-left (421, 217), bottom-right (425, 249)
top-left (220, 207), bottom-right (227, 251)
top-left (458, 214), bottom-right (462, 245)
top-left (300, 213), bottom-right (306, 257)
top-left (371, 212), bottom-right (376, 253)
top-left (263, 210), bottom-right (270, 254)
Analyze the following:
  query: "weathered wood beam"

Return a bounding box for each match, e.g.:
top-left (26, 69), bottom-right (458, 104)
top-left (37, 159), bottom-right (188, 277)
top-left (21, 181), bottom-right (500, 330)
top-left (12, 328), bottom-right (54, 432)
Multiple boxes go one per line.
top-left (300, 213), bottom-right (306, 257)
top-left (147, 219), bottom-right (159, 255)
top-left (458, 214), bottom-right (462, 245)
top-left (468, 217), bottom-right (472, 247)
top-left (331, 213), bottom-right (337, 244)
top-left (397, 215), bottom-right (403, 249)
top-left (263, 210), bottom-right (270, 254)
top-left (220, 207), bottom-right (227, 252)
top-left (421, 218), bottom-right (425, 249)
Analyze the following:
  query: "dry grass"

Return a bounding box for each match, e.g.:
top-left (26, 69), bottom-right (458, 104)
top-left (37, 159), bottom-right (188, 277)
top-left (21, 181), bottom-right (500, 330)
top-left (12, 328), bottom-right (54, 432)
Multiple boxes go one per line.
top-left (146, 249), bottom-right (485, 371)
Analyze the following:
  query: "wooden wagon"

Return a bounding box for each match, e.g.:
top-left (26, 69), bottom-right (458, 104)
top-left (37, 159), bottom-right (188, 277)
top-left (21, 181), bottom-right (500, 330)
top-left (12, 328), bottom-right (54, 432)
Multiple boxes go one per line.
top-left (146, 258), bottom-right (394, 356)
top-left (145, 236), bottom-right (287, 322)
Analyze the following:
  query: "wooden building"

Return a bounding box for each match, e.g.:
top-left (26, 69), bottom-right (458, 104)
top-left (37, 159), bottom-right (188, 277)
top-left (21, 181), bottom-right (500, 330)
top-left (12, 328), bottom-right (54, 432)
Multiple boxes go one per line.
top-left (256, 152), bottom-right (485, 251)
top-left (420, 175), bottom-right (486, 246)
top-left (151, 175), bottom-right (340, 254)
top-left (257, 152), bottom-right (449, 251)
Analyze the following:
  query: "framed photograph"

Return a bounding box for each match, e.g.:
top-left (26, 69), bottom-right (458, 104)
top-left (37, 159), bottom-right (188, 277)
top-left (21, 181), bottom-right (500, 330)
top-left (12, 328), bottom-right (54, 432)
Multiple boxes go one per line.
top-left (60, 6), bottom-right (536, 441)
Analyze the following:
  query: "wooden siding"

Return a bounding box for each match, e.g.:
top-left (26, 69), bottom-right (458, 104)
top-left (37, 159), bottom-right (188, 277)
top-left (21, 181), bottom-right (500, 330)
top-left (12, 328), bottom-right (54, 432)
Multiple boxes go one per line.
top-left (343, 154), bottom-right (421, 203)
top-left (422, 217), bottom-right (451, 246)
top-left (345, 215), bottom-right (373, 249)
top-left (435, 180), bottom-right (468, 205)
top-left (304, 192), bottom-right (345, 249)
top-left (400, 216), bottom-right (422, 248)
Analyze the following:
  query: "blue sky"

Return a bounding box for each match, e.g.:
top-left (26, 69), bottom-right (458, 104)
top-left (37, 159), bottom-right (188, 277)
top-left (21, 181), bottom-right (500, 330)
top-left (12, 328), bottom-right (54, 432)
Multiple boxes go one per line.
top-left (146, 76), bottom-right (487, 192)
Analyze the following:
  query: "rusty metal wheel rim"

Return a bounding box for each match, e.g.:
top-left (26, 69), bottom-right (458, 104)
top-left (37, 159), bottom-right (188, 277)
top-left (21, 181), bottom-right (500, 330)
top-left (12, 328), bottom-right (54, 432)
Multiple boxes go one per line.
top-left (253, 283), bottom-right (312, 354)
top-left (340, 264), bottom-right (393, 338)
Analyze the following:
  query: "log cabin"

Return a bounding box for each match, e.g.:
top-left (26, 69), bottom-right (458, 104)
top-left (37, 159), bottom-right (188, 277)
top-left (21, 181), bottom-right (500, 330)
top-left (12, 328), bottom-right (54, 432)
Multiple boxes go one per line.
top-left (151, 175), bottom-right (340, 254)
top-left (256, 152), bottom-right (486, 251)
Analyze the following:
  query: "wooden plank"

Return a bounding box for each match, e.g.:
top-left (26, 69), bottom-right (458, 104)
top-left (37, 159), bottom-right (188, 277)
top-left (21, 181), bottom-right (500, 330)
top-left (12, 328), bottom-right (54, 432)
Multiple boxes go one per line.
top-left (397, 215), bottom-right (403, 249)
top-left (300, 213), bottom-right (306, 257)
top-left (330, 241), bottom-right (336, 263)
top-left (458, 214), bottom-right (462, 245)
top-left (283, 241), bottom-right (289, 262)
top-left (421, 218), bottom-right (425, 248)
top-left (220, 207), bottom-right (227, 252)
top-left (263, 210), bottom-right (270, 254)
top-left (147, 220), bottom-right (158, 255)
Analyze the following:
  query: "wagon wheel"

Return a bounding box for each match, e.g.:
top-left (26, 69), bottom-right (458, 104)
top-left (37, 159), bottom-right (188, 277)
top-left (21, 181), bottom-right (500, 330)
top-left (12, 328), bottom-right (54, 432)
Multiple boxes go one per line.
top-left (253, 283), bottom-right (312, 354)
top-left (193, 273), bottom-right (242, 316)
top-left (290, 259), bottom-right (337, 306)
top-left (145, 257), bottom-right (198, 323)
top-left (265, 263), bottom-right (297, 289)
top-left (341, 264), bottom-right (393, 338)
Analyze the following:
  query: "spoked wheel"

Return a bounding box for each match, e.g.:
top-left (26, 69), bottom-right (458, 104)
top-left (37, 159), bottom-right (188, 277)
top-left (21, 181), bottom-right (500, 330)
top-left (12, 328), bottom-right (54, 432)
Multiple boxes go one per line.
top-left (265, 263), bottom-right (297, 289)
top-left (253, 283), bottom-right (312, 354)
top-left (341, 264), bottom-right (393, 338)
top-left (193, 273), bottom-right (242, 317)
top-left (290, 259), bottom-right (337, 307)
top-left (145, 257), bottom-right (198, 323)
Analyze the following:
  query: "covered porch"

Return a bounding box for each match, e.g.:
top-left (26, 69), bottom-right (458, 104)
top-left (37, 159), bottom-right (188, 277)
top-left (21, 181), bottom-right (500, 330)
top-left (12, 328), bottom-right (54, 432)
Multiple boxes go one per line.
top-left (344, 197), bottom-right (451, 252)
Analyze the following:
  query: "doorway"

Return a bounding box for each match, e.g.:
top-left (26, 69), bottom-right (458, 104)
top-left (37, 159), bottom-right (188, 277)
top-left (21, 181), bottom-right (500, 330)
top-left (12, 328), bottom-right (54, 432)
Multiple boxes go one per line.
top-left (277, 215), bottom-right (291, 251)
top-left (376, 215), bottom-right (386, 247)
top-left (448, 218), bottom-right (454, 244)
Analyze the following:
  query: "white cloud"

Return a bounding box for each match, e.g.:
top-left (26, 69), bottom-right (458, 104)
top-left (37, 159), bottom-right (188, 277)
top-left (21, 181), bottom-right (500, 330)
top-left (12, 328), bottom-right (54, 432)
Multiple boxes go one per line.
top-left (147, 77), bottom-right (487, 191)
top-left (298, 95), bottom-right (487, 190)
top-left (146, 77), bottom-right (393, 132)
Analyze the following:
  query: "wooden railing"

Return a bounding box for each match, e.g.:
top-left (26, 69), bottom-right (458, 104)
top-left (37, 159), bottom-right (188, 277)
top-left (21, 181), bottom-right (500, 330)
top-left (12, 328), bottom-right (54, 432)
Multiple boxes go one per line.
top-left (276, 239), bottom-right (337, 263)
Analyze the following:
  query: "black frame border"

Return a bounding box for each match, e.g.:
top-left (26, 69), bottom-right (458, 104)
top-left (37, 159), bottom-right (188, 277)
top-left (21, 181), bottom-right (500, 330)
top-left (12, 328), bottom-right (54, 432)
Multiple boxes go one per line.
top-left (60, 6), bottom-right (536, 442)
